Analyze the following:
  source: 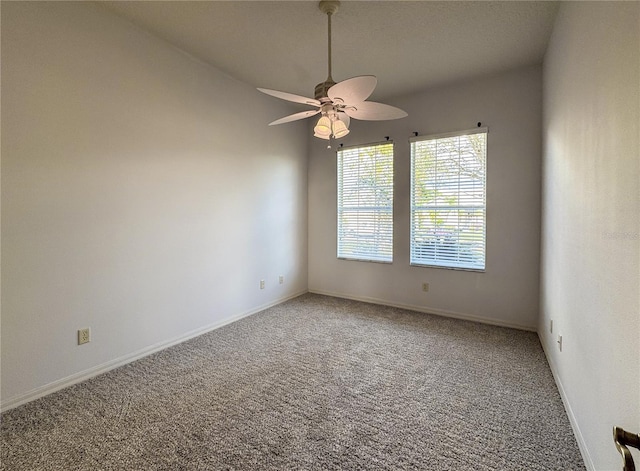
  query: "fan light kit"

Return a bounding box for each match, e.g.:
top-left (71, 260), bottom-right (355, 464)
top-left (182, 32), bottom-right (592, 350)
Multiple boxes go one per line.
top-left (258, 0), bottom-right (407, 143)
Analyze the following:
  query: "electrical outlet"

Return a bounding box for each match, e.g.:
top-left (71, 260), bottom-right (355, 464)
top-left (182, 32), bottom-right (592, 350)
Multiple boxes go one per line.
top-left (550, 319), bottom-right (553, 333)
top-left (78, 328), bottom-right (91, 345)
top-left (557, 334), bottom-right (563, 352)
top-left (422, 282), bottom-right (429, 292)
top-left (260, 280), bottom-right (265, 289)
top-left (279, 275), bottom-right (284, 284)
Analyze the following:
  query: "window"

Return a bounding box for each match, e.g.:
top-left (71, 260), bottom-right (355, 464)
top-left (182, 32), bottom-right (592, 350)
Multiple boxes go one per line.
top-left (410, 129), bottom-right (487, 270)
top-left (337, 142), bottom-right (394, 262)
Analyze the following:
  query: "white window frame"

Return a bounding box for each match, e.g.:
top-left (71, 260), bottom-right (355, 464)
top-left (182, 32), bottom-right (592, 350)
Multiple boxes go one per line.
top-left (410, 128), bottom-right (487, 271)
top-left (337, 141), bottom-right (394, 263)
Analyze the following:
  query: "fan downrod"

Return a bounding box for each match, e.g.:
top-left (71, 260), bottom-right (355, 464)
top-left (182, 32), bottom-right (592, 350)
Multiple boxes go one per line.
top-left (315, 1), bottom-right (340, 100)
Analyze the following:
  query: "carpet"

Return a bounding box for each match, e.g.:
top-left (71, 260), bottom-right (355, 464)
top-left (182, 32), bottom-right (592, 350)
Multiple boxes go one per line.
top-left (0, 294), bottom-right (585, 470)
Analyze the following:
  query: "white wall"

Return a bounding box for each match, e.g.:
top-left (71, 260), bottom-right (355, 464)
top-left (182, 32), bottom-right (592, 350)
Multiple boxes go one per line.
top-left (540, 2), bottom-right (640, 470)
top-left (309, 65), bottom-right (543, 330)
top-left (1, 2), bottom-right (308, 409)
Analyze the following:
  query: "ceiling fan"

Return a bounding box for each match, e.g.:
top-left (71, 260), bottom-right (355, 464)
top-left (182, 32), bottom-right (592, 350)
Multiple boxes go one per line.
top-left (258, 0), bottom-right (408, 141)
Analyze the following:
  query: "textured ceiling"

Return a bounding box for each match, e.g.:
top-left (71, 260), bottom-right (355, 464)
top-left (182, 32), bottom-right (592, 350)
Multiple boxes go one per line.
top-left (100, 1), bottom-right (559, 102)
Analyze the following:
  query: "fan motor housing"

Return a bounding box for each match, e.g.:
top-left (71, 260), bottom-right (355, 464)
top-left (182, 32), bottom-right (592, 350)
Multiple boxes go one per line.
top-left (315, 79), bottom-right (336, 100)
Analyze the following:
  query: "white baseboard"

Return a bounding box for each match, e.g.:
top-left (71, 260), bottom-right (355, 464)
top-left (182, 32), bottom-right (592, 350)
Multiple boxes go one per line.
top-left (0, 290), bottom-right (307, 413)
top-left (538, 333), bottom-right (594, 471)
top-left (308, 289), bottom-right (537, 332)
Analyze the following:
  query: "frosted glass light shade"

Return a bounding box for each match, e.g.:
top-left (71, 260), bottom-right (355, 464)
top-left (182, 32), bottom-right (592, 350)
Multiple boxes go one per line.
top-left (332, 119), bottom-right (349, 138)
top-left (314, 116), bottom-right (332, 138)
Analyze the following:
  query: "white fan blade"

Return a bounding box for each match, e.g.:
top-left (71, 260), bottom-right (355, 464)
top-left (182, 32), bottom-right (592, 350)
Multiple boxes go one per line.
top-left (328, 76), bottom-right (377, 105)
top-left (258, 88), bottom-right (321, 107)
top-left (344, 101), bottom-right (408, 121)
top-left (269, 109), bottom-right (320, 126)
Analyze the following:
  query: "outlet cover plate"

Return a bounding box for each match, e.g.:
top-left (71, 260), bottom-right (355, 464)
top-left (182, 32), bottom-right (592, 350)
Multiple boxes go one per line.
top-left (78, 328), bottom-right (91, 345)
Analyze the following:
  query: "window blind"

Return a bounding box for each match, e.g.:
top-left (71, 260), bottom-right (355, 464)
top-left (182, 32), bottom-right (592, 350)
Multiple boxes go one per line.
top-left (410, 129), bottom-right (487, 270)
top-left (337, 142), bottom-right (394, 263)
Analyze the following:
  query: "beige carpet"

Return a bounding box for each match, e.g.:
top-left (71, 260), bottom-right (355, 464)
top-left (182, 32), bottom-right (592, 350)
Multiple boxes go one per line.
top-left (1, 294), bottom-right (585, 470)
